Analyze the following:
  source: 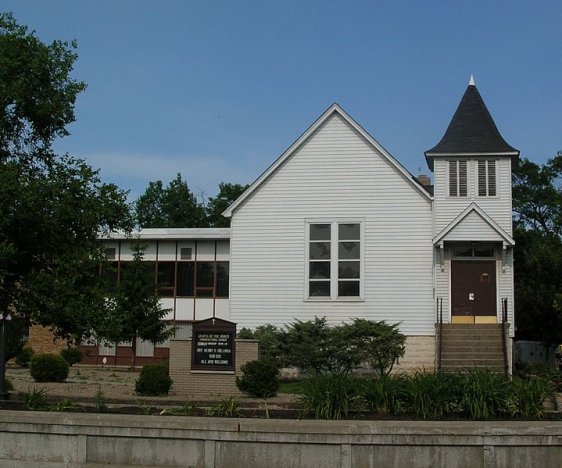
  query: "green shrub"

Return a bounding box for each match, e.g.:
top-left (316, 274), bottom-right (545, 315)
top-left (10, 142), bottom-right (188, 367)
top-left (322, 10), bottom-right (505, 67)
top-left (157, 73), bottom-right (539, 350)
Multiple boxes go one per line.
top-left (60, 347), bottom-right (84, 366)
top-left (280, 317), bottom-right (406, 376)
top-left (236, 359), bottom-right (280, 398)
top-left (15, 346), bottom-right (34, 367)
top-left (298, 374), bottom-right (365, 420)
top-left (135, 362), bottom-right (172, 396)
top-left (30, 353), bottom-right (69, 382)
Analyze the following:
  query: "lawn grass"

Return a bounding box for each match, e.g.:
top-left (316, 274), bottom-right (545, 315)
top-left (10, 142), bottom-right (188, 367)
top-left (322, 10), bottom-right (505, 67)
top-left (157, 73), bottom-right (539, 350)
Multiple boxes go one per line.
top-left (278, 380), bottom-right (304, 394)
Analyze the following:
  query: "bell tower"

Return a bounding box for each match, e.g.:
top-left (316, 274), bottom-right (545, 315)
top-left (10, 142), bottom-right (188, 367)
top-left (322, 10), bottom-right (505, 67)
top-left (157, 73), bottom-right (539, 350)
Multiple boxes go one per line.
top-left (426, 77), bottom-right (519, 325)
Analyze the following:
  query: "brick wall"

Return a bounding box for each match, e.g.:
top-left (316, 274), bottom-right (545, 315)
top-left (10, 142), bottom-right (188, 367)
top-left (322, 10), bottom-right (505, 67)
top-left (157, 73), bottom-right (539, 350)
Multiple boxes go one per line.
top-left (169, 339), bottom-right (259, 398)
top-left (27, 326), bottom-right (67, 354)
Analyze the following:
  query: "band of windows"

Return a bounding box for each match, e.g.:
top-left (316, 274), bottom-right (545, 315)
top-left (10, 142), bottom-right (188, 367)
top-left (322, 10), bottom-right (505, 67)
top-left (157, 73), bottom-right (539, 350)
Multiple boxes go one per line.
top-left (101, 260), bottom-right (229, 298)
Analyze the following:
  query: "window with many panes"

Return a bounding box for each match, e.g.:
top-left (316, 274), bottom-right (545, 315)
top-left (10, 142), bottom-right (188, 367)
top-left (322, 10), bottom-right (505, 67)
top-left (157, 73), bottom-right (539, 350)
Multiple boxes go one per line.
top-left (105, 260), bottom-right (229, 298)
top-left (308, 222), bottom-right (362, 299)
top-left (449, 160), bottom-right (468, 197)
top-left (478, 160), bottom-right (497, 196)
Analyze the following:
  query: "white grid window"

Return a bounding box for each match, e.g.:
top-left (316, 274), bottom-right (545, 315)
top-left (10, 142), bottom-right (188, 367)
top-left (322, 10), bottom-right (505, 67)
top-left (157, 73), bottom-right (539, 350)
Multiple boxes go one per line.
top-left (307, 221), bottom-right (362, 299)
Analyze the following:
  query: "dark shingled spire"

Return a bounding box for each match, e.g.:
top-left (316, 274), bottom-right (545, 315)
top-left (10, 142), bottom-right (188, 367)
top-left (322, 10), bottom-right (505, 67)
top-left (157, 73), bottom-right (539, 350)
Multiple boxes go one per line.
top-left (425, 79), bottom-right (519, 170)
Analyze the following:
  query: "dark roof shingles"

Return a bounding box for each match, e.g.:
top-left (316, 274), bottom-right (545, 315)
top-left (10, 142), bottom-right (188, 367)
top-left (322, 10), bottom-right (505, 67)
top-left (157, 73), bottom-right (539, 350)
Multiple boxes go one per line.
top-left (425, 84), bottom-right (519, 157)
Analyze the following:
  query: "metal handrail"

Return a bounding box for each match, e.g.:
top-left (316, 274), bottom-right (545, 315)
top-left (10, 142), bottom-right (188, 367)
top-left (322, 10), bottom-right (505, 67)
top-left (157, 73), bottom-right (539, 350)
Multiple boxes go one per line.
top-left (437, 297), bottom-right (443, 372)
top-left (501, 298), bottom-right (509, 373)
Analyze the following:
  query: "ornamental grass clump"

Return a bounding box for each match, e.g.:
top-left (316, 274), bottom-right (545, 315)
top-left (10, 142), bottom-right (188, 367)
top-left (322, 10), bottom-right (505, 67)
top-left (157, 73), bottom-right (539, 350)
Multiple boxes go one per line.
top-left (361, 374), bottom-right (409, 415)
top-left (298, 374), bottom-right (365, 420)
top-left (508, 376), bottom-right (553, 419)
top-left (458, 369), bottom-right (510, 420)
top-left (405, 371), bottom-right (465, 419)
top-left (30, 353), bottom-right (69, 382)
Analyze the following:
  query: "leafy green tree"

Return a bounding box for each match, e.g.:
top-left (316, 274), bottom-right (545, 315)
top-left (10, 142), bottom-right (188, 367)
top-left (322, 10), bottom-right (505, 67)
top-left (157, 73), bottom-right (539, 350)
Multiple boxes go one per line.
top-left (512, 153), bottom-right (562, 237)
top-left (99, 243), bottom-right (172, 369)
top-left (513, 228), bottom-right (562, 345)
top-left (512, 154), bottom-right (562, 345)
top-left (206, 182), bottom-right (248, 227)
top-left (135, 173), bottom-right (208, 228)
top-left (0, 13), bottom-right (131, 397)
top-left (5, 318), bottom-right (28, 361)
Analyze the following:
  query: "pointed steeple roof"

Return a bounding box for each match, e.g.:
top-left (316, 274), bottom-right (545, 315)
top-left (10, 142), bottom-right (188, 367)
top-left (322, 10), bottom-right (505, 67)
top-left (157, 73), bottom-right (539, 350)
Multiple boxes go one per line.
top-left (425, 79), bottom-right (519, 170)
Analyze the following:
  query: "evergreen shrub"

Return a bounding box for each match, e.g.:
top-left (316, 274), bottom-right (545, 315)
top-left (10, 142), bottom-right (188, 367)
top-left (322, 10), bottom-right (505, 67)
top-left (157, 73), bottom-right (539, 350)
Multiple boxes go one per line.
top-left (236, 359), bottom-right (280, 398)
top-left (30, 353), bottom-right (69, 382)
top-left (60, 347), bottom-right (84, 366)
top-left (135, 362), bottom-right (172, 396)
top-left (15, 346), bottom-right (34, 367)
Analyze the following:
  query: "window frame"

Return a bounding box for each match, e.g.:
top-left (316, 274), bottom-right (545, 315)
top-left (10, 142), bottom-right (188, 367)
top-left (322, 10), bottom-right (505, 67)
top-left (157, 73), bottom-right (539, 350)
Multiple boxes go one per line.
top-left (305, 219), bottom-right (364, 301)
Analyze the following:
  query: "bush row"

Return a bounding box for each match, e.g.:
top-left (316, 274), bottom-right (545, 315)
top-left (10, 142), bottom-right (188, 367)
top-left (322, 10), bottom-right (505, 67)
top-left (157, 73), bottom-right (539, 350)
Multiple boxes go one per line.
top-left (298, 370), bottom-right (554, 420)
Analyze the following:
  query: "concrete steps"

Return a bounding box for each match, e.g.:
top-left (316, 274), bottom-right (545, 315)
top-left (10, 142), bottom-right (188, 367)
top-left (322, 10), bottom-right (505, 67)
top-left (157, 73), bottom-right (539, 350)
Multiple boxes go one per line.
top-left (438, 323), bottom-right (507, 372)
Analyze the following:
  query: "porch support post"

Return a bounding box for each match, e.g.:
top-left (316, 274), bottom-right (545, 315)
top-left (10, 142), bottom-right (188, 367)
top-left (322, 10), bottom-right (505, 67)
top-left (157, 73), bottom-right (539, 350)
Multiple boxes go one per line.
top-left (501, 244), bottom-right (507, 273)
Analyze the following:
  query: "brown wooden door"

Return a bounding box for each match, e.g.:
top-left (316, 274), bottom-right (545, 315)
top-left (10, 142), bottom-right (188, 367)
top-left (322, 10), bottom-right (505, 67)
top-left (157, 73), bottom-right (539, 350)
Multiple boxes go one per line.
top-left (451, 261), bottom-right (496, 317)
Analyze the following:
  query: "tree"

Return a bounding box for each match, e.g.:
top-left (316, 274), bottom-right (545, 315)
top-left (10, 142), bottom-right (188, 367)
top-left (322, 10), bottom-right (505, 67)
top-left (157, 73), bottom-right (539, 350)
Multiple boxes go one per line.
top-left (0, 13), bottom-right (131, 397)
top-left (512, 154), bottom-right (562, 345)
top-left (135, 173), bottom-right (208, 228)
top-left (99, 243), bottom-right (172, 369)
top-left (512, 153), bottom-right (562, 237)
top-left (206, 182), bottom-right (248, 227)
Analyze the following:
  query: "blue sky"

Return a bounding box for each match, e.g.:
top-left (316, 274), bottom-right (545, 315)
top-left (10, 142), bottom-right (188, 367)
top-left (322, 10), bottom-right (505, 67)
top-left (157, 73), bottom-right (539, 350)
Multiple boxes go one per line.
top-left (4, 1), bottom-right (561, 201)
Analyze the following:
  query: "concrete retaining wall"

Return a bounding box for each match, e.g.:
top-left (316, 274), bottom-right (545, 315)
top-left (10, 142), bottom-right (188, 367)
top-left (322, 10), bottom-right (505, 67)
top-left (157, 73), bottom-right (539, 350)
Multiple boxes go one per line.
top-left (0, 411), bottom-right (561, 467)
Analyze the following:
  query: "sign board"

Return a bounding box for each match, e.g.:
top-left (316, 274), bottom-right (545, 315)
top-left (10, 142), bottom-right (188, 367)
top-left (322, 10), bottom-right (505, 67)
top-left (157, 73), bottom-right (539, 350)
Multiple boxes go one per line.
top-left (192, 318), bottom-right (236, 371)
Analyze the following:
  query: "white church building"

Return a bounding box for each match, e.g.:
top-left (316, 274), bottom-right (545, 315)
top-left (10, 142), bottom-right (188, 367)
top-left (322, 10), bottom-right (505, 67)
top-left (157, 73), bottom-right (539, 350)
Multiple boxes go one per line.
top-left (86, 80), bottom-right (517, 371)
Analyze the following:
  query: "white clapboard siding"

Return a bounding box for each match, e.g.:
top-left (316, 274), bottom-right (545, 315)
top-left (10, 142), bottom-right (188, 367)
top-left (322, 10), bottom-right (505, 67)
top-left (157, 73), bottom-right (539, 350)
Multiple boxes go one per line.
top-left (229, 112), bottom-right (435, 335)
top-left (442, 211), bottom-right (508, 242)
top-left (433, 158), bottom-right (513, 235)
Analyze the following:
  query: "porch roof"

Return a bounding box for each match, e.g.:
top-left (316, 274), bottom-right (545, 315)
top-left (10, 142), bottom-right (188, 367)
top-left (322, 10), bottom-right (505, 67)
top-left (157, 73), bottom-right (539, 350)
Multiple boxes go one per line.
top-left (433, 203), bottom-right (514, 246)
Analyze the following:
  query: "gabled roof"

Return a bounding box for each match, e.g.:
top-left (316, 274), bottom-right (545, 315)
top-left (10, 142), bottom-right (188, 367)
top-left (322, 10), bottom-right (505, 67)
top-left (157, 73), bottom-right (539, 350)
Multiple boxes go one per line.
top-left (433, 202), bottom-right (514, 246)
top-left (425, 80), bottom-right (519, 170)
top-left (223, 103), bottom-right (432, 217)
